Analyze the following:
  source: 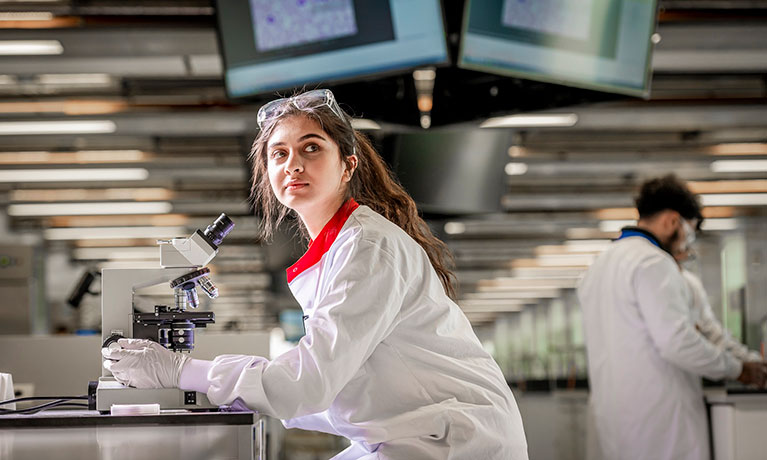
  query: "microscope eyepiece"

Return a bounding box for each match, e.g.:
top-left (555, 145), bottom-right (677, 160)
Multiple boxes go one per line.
top-left (203, 213), bottom-right (234, 247)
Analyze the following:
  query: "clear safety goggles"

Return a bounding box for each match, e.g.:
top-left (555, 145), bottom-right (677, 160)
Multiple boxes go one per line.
top-left (681, 218), bottom-right (697, 249)
top-left (257, 89), bottom-right (347, 129)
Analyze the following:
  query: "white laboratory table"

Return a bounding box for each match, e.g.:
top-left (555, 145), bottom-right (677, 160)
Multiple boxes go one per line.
top-left (707, 389), bottom-right (767, 460)
top-left (0, 409), bottom-right (265, 460)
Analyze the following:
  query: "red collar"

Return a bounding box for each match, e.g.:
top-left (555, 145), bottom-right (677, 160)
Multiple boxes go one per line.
top-left (286, 198), bottom-right (359, 283)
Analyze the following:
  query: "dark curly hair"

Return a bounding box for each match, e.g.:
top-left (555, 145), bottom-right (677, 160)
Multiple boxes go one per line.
top-left (635, 174), bottom-right (702, 222)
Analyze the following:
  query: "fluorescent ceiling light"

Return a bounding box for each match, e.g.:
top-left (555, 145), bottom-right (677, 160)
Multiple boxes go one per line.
top-left (535, 244), bottom-right (607, 256)
top-left (512, 267), bottom-right (586, 279)
top-left (444, 222), bottom-right (466, 235)
top-left (466, 289), bottom-right (560, 300)
top-left (508, 146), bottom-right (526, 158)
top-left (351, 118), bottom-right (381, 130)
top-left (413, 68), bottom-right (436, 81)
top-left (11, 187), bottom-right (171, 202)
top-left (481, 113), bottom-right (578, 129)
top-left (462, 313), bottom-right (501, 324)
top-left (101, 261), bottom-right (188, 271)
top-left (700, 218), bottom-right (739, 231)
top-left (700, 193), bottom-right (767, 206)
top-left (709, 143), bottom-right (767, 156)
top-left (0, 100), bottom-right (125, 115)
top-left (478, 277), bottom-right (578, 290)
top-left (594, 207), bottom-right (638, 220)
top-left (564, 239), bottom-right (613, 252)
top-left (459, 303), bottom-right (525, 313)
top-left (0, 40), bottom-right (62, 55)
top-left (505, 162), bottom-right (528, 176)
top-left (0, 150), bottom-right (145, 164)
top-left (37, 73), bottom-right (111, 85)
top-left (599, 219), bottom-right (636, 232)
top-left (44, 226), bottom-right (187, 240)
top-left (0, 12), bottom-right (54, 21)
top-left (0, 75), bottom-right (16, 85)
top-left (478, 283), bottom-right (573, 292)
top-left (535, 254), bottom-right (597, 267)
top-left (459, 299), bottom-right (527, 309)
top-left (96, 261), bottom-right (166, 269)
top-left (0, 120), bottom-right (115, 135)
top-left (72, 247), bottom-right (159, 260)
top-left (688, 180), bottom-right (767, 195)
top-left (567, 227), bottom-right (614, 240)
top-left (460, 298), bottom-right (526, 306)
top-left (710, 160), bottom-right (767, 173)
top-left (0, 168), bottom-right (148, 182)
top-left (8, 202), bottom-right (172, 216)
top-left (510, 255), bottom-right (592, 270)
top-left (52, 214), bottom-right (187, 230)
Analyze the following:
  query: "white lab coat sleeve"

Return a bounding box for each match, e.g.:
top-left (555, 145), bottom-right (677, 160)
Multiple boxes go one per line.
top-left (201, 237), bottom-right (405, 419)
top-left (282, 410), bottom-right (344, 436)
top-left (686, 271), bottom-right (763, 363)
top-left (634, 255), bottom-right (742, 380)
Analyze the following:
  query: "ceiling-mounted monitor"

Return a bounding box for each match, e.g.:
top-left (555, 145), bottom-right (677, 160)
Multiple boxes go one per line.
top-left (391, 129), bottom-right (510, 215)
top-left (458, 0), bottom-right (658, 98)
top-left (215, 0), bottom-right (448, 99)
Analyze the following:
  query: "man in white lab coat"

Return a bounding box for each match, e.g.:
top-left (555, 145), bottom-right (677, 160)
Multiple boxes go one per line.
top-left (577, 174), bottom-right (767, 460)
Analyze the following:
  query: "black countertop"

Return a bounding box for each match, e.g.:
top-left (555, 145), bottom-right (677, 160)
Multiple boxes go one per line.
top-left (0, 410), bottom-right (258, 429)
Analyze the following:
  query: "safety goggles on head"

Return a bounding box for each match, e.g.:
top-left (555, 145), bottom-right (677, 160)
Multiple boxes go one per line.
top-left (257, 89), bottom-right (347, 129)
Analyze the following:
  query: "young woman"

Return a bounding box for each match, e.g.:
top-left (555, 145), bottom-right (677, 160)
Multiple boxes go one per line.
top-left (104, 89), bottom-right (528, 460)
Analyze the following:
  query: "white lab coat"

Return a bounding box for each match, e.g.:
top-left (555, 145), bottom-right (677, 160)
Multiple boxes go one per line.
top-left (682, 269), bottom-right (763, 363)
top-left (180, 202), bottom-right (528, 459)
top-left (577, 235), bottom-right (742, 460)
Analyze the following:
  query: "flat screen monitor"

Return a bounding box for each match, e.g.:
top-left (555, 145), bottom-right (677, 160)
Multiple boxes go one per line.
top-left (458, 0), bottom-right (658, 98)
top-left (215, 0), bottom-right (449, 99)
top-left (391, 129), bottom-right (510, 215)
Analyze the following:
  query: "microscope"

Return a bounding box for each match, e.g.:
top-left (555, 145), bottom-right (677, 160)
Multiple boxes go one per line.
top-left (95, 214), bottom-right (234, 412)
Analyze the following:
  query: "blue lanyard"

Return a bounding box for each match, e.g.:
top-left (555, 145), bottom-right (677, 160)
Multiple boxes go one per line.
top-left (617, 229), bottom-right (661, 248)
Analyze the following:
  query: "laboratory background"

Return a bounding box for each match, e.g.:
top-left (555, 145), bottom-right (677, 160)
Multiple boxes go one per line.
top-left (0, 0), bottom-right (766, 459)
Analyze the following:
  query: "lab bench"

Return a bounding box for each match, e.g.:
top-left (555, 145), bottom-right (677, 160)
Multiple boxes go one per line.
top-left (513, 381), bottom-right (767, 460)
top-left (0, 409), bottom-right (265, 460)
top-left (706, 388), bottom-right (767, 460)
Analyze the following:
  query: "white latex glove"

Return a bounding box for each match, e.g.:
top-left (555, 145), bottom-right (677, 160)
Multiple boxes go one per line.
top-left (102, 338), bottom-right (188, 389)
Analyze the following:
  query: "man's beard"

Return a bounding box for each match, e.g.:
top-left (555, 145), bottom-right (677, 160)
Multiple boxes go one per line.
top-left (660, 227), bottom-right (681, 255)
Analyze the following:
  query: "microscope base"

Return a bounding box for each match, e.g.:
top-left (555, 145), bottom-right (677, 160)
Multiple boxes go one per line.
top-left (95, 378), bottom-right (217, 412)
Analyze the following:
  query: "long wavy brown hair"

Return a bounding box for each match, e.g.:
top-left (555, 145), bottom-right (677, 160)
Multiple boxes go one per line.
top-left (249, 95), bottom-right (457, 299)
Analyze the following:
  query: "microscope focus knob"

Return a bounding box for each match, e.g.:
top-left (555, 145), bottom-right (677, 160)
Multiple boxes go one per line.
top-left (102, 334), bottom-right (125, 351)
